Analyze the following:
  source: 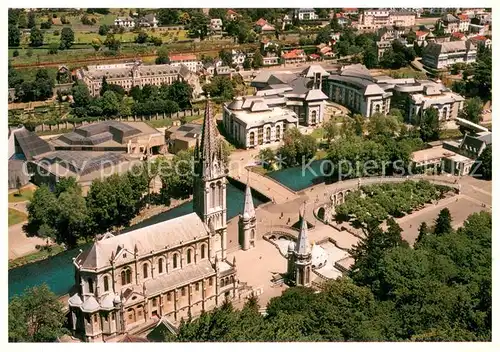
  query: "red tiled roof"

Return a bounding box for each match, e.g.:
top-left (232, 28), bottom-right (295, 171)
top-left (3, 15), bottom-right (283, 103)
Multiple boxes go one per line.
top-left (282, 49), bottom-right (305, 59)
top-left (415, 31), bottom-right (429, 37)
top-left (470, 35), bottom-right (488, 41)
top-left (227, 9), bottom-right (239, 16)
top-left (458, 14), bottom-right (469, 21)
top-left (343, 8), bottom-right (357, 11)
top-left (309, 54), bottom-right (320, 59)
top-left (169, 54), bottom-right (197, 62)
top-left (452, 32), bottom-right (465, 38)
top-left (255, 18), bottom-right (268, 26)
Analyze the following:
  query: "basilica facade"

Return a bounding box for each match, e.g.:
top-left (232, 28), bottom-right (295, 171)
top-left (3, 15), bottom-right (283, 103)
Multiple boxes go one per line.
top-left (68, 98), bottom-right (245, 342)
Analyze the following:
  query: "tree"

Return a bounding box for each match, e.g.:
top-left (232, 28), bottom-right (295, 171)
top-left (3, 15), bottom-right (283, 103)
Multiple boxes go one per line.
top-left (459, 97), bottom-right (483, 124)
top-left (406, 30), bottom-right (417, 44)
top-left (104, 33), bottom-right (121, 52)
top-left (135, 31), bottom-right (149, 44)
top-left (315, 26), bottom-right (331, 45)
top-left (476, 145), bottom-right (492, 180)
top-left (323, 119), bottom-right (340, 143)
top-left (278, 127), bottom-right (317, 168)
top-left (258, 148), bottom-right (276, 170)
top-left (243, 57), bottom-right (252, 70)
top-left (54, 188), bottom-right (90, 247)
top-left (416, 221), bottom-right (429, 244)
top-left (27, 12), bottom-right (36, 29)
top-left (188, 12), bottom-right (209, 40)
top-left (29, 27), bottom-right (44, 47)
top-left (252, 49), bottom-right (263, 69)
top-left (362, 46), bottom-right (379, 69)
top-left (71, 81), bottom-right (91, 107)
top-left (163, 80), bottom-right (193, 109)
top-left (59, 27), bottom-right (75, 49)
top-left (434, 208), bottom-right (453, 235)
top-left (24, 185), bottom-right (58, 243)
top-left (219, 49), bottom-right (233, 66)
top-left (8, 24), bottom-right (21, 47)
top-left (91, 38), bottom-right (102, 52)
top-left (203, 76), bottom-right (235, 100)
top-left (100, 76), bottom-right (109, 96)
top-left (9, 284), bottom-right (67, 342)
top-left (151, 36), bottom-right (162, 46)
top-left (40, 19), bottom-right (52, 29)
top-left (417, 108), bottom-right (441, 142)
top-left (101, 90), bottom-right (120, 116)
top-left (155, 46), bottom-right (170, 64)
top-left (367, 113), bottom-right (401, 138)
top-left (157, 9), bottom-right (180, 26)
top-left (98, 24), bottom-right (110, 36)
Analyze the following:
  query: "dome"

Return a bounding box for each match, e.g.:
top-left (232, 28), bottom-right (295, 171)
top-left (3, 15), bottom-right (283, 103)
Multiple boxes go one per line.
top-left (113, 294), bottom-right (121, 304)
top-left (227, 96), bottom-right (244, 110)
top-left (68, 293), bottom-right (83, 307)
top-left (287, 241), bottom-right (296, 252)
top-left (311, 243), bottom-right (328, 268)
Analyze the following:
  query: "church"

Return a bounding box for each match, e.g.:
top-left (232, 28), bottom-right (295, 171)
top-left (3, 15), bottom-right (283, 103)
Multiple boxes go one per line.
top-left (67, 97), bottom-right (257, 342)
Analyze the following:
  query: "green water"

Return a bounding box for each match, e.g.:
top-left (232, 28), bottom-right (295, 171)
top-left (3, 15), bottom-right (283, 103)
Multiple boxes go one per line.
top-left (8, 184), bottom-right (264, 299)
top-left (267, 160), bottom-right (327, 191)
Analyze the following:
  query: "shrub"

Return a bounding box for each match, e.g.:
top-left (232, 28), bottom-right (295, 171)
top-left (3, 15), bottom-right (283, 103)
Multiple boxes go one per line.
top-left (53, 30), bottom-right (60, 36)
top-left (13, 50), bottom-right (19, 57)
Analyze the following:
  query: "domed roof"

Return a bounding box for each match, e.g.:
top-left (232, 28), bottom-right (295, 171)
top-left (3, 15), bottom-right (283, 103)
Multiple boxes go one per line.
top-left (68, 293), bottom-right (83, 307)
top-left (227, 96), bottom-right (244, 110)
top-left (113, 294), bottom-right (122, 304)
top-left (81, 296), bottom-right (100, 313)
top-left (100, 294), bottom-right (115, 310)
top-left (311, 243), bottom-right (328, 268)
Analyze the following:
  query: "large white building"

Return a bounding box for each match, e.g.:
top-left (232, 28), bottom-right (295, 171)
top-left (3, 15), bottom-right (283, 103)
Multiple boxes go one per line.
top-left (295, 8), bottom-right (318, 20)
top-left (325, 64), bottom-right (467, 121)
top-left (78, 61), bottom-right (202, 99)
top-left (357, 9), bottom-right (416, 31)
top-left (169, 54), bottom-right (201, 73)
top-left (422, 40), bottom-right (477, 69)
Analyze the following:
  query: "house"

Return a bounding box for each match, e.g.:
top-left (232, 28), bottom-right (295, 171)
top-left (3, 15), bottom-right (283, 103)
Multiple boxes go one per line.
top-left (231, 50), bottom-right (246, 66)
top-left (210, 18), bottom-right (223, 33)
top-left (255, 18), bottom-right (275, 32)
top-left (415, 30), bottom-right (429, 44)
top-left (335, 13), bottom-right (350, 27)
top-left (451, 32), bottom-right (466, 41)
top-left (281, 49), bottom-right (306, 65)
top-left (468, 23), bottom-right (488, 35)
top-left (262, 55), bottom-right (279, 66)
top-left (317, 43), bottom-right (334, 58)
top-left (468, 35), bottom-right (492, 49)
top-left (281, 14), bottom-right (292, 30)
top-left (203, 60), bottom-right (223, 76)
top-left (422, 40), bottom-right (477, 69)
top-left (295, 8), bottom-right (318, 20)
top-left (261, 38), bottom-right (279, 52)
top-left (440, 13), bottom-right (460, 34)
top-left (342, 8), bottom-right (359, 15)
top-left (114, 17), bottom-right (135, 28)
top-left (215, 66), bottom-right (233, 78)
top-left (457, 14), bottom-right (470, 32)
top-left (165, 123), bottom-right (203, 154)
top-left (137, 14), bottom-right (158, 28)
top-left (309, 54), bottom-right (321, 61)
top-left (226, 9), bottom-right (240, 21)
top-left (169, 54), bottom-right (199, 73)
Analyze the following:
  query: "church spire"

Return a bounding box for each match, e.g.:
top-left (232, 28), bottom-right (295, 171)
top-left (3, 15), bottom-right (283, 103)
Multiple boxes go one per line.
top-left (242, 171), bottom-right (256, 221)
top-left (296, 202), bottom-right (311, 255)
top-left (199, 94), bottom-right (221, 179)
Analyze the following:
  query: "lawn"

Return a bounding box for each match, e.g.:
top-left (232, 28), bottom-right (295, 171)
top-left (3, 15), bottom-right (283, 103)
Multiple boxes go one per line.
top-left (8, 188), bottom-right (35, 203)
top-left (310, 127), bottom-right (325, 140)
top-left (9, 244), bottom-right (66, 269)
top-left (8, 208), bottom-right (27, 227)
top-left (145, 115), bottom-right (203, 129)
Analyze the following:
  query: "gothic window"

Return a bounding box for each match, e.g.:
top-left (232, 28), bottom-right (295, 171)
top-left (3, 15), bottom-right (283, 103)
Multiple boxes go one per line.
top-left (181, 287), bottom-right (186, 296)
top-left (167, 292), bottom-right (172, 301)
top-left (121, 271), bottom-right (126, 285)
top-left (158, 258), bottom-right (164, 274)
top-left (230, 276), bottom-right (234, 284)
top-left (209, 277), bottom-right (213, 286)
top-left (103, 276), bottom-right (109, 292)
top-left (201, 244), bottom-right (206, 259)
top-left (152, 297), bottom-right (157, 307)
top-left (225, 277), bottom-right (230, 286)
top-left (143, 263), bottom-right (149, 279)
top-left (220, 279), bottom-right (224, 287)
top-left (187, 249), bottom-right (193, 264)
top-left (211, 183), bottom-right (216, 209)
top-left (217, 181), bottom-right (223, 207)
top-left (251, 229), bottom-right (255, 239)
top-left (266, 127), bottom-right (271, 142)
top-left (126, 268), bottom-right (132, 284)
top-left (173, 253), bottom-right (179, 269)
top-left (195, 282), bottom-right (200, 291)
top-left (88, 278), bottom-right (94, 294)
top-left (94, 315), bottom-right (98, 323)
top-left (276, 125), bottom-right (281, 140)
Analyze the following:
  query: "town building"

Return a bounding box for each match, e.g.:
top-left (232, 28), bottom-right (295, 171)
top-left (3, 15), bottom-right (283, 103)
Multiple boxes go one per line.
top-left (451, 32), bottom-right (466, 41)
top-left (226, 9), bottom-right (240, 21)
top-left (78, 62), bottom-right (191, 97)
top-left (422, 40), bottom-right (477, 69)
top-left (281, 49), bottom-right (306, 65)
top-left (168, 54), bottom-right (200, 73)
top-left (231, 50), bottom-right (246, 67)
top-left (295, 8), bottom-right (318, 20)
top-left (255, 18), bottom-right (275, 32)
top-left (68, 98), bottom-right (240, 341)
top-left (262, 55), bottom-right (279, 66)
top-left (210, 18), bottom-right (223, 33)
top-left (137, 14), bottom-right (159, 28)
top-left (114, 17), bottom-right (135, 28)
top-left (468, 35), bottom-right (492, 49)
top-left (165, 122), bottom-right (202, 154)
top-left (457, 14), bottom-right (471, 32)
top-left (415, 30), bottom-right (430, 45)
top-left (357, 9), bottom-right (416, 31)
top-left (281, 14), bottom-right (292, 30)
top-left (440, 13), bottom-right (460, 34)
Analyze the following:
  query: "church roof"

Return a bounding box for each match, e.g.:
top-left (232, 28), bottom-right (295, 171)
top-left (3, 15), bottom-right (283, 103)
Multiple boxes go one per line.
top-left (198, 96), bottom-right (224, 179)
top-left (74, 213), bottom-right (210, 271)
top-left (296, 203), bottom-right (311, 255)
top-left (242, 175), bottom-right (256, 220)
top-left (305, 89), bottom-right (328, 101)
top-left (81, 296), bottom-right (100, 313)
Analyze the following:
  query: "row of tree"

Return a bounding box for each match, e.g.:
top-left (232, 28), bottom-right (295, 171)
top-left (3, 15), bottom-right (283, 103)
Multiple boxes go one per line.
top-left (8, 24), bottom-right (74, 49)
top-left (9, 66), bottom-right (55, 103)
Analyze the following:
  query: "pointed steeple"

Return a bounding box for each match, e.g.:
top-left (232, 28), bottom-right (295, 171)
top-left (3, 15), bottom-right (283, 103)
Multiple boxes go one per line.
top-left (199, 94), bottom-right (221, 179)
top-left (296, 202), bottom-right (311, 255)
top-left (242, 170), bottom-right (256, 221)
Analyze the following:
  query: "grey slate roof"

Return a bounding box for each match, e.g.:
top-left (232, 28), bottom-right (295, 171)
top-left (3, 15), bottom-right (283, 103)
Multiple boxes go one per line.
top-left (424, 41), bottom-right (476, 56)
top-left (296, 203), bottom-right (311, 255)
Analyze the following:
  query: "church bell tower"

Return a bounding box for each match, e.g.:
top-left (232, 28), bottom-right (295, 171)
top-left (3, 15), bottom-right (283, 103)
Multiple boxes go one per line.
top-left (194, 95), bottom-right (228, 260)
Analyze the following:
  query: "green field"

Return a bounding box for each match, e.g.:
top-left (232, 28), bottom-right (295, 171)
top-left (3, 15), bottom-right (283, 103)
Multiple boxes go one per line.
top-left (145, 115), bottom-right (203, 129)
top-left (8, 189), bottom-right (34, 203)
top-left (8, 208), bottom-right (27, 227)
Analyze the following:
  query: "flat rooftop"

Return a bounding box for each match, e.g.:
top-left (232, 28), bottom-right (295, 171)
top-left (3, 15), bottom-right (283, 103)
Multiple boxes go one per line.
top-left (412, 146), bottom-right (456, 163)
